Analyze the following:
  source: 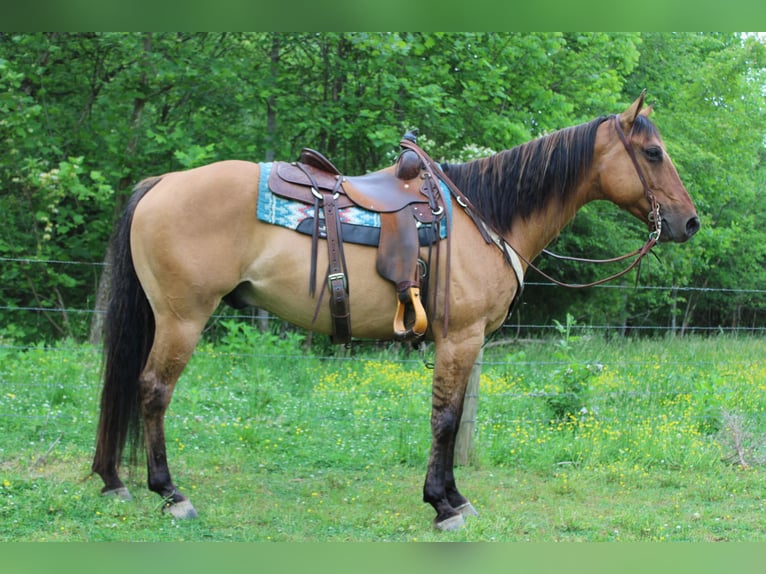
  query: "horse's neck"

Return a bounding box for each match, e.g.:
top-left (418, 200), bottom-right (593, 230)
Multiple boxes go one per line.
top-left (505, 182), bottom-right (593, 264)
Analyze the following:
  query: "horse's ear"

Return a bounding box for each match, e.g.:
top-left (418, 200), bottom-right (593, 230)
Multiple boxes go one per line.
top-left (640, 103), bottom-right (653, 118)
top-left (619, 89), bottom-right (647, 132)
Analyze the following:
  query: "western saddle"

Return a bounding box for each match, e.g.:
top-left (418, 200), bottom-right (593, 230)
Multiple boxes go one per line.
top-left (267, 131), bottom-right (455, 344)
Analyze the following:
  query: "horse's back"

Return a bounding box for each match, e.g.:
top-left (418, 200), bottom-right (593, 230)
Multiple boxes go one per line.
top-left (128, 160), bottom-right (399, 337)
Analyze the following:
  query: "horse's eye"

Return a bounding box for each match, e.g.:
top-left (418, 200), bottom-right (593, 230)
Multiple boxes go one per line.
top-left (644, 146), bottom-right (663, 163)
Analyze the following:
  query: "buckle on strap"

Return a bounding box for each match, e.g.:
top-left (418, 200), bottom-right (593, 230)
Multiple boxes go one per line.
top-left (327, 272), bottom-right (347, 291)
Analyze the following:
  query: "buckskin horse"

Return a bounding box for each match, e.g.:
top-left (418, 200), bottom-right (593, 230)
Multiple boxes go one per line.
top-left (92, 92), bottom-right (700, 531)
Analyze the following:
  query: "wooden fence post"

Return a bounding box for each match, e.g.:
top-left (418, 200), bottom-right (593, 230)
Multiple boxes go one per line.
top-left (455, 348), bottom-right (483, 466)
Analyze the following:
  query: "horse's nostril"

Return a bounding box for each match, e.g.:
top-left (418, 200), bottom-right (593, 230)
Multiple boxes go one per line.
top-left (686, 216), bottom-right (701, 238)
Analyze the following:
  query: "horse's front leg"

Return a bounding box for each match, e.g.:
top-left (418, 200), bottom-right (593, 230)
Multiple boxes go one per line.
top-left (423, 331), bottom-right (484, 530)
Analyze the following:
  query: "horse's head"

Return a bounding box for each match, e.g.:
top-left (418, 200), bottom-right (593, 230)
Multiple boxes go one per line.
top-left (596, 91), bottom-right (700, 243)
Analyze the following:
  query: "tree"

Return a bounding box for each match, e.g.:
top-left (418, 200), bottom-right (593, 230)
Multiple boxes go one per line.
top-left (624, 33), bottom-right (766, 331)
top-left (1, 33), bottom-right (763, 342)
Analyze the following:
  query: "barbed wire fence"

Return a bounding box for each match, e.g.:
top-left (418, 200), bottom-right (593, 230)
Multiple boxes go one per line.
top-left (2, 255), bottom-right (765, 464)
top-left (3, 255), bottom-right (766, 341)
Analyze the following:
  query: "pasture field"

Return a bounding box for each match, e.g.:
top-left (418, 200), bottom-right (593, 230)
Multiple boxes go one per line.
top-left (1, 326), bottom-right (766, 542)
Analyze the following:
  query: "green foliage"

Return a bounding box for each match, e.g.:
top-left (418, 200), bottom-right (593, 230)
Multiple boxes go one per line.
top-left (544, 314), bottom-right (597, 421)
top-left (216, 319), bottom-right (306, 356)
top-left (2, 336), bottom-right (766, 541)
top-left (478, 335), bottom-right (766, 476)
top-left (1, 33), bottom-right (764, 342)
top-left (623, 33), bottom-right (766, 329)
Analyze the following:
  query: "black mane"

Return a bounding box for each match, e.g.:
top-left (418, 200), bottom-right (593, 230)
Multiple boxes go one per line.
top-left (442, 115), bottom-right (613, 234)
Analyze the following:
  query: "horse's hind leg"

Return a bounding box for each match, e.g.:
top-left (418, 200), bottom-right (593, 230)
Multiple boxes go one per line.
top-left (139, 314), bottom-right (207, 519)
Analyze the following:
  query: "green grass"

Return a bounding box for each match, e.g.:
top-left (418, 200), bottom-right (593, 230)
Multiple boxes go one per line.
top-left (2, 329), bottom-right (766, 541)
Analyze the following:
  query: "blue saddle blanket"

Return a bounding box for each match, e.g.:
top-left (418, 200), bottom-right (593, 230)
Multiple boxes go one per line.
top-left (256, 162), bottom-right (451, 247)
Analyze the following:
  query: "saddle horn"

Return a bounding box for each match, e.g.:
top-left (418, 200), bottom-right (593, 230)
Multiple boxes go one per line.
top-left (396, 129), bottom-right (423, 180)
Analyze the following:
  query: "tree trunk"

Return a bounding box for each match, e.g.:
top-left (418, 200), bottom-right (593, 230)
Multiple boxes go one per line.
top-left (89, 33), bottom-right (152, 345)
top-left (251, 34), bottom-right (282, 333)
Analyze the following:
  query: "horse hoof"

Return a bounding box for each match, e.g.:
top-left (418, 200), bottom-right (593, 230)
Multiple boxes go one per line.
top-left (434, 513), bottom-right (465, 531)
top-left (456, 502), bottom-right (479, 518)
top-left (102, 486), bottom-right (132, 501)
top-left (163, 499), bottom-right (198, 520)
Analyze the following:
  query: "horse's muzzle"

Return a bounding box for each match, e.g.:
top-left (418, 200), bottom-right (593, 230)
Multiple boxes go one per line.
top-left (662, 214), bottom-right (700, 243)
top-left (685, 216), bottom-right (701, 239)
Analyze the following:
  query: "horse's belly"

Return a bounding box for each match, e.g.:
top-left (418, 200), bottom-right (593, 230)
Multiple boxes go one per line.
top-left (241, 227), bottom-right (402, 340)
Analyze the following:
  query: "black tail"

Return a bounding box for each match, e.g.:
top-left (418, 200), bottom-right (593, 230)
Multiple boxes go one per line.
top-left (92, 177), bottom-right (161, 482)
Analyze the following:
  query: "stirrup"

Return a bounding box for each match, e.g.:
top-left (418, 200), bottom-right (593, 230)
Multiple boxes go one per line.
top-left (393, 286), bottom-right (428, 340)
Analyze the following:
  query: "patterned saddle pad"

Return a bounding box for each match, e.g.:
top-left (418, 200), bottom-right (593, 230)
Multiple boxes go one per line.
top-left (256, 162), bottom-right (451, 247)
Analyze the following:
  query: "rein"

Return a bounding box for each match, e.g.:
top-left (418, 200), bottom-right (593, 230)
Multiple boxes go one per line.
top-left (509, 114), bottom-right (663, 289)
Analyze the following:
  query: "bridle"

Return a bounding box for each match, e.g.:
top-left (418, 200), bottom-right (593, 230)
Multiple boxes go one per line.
top-left (506, 114), bottom-right (663, 289)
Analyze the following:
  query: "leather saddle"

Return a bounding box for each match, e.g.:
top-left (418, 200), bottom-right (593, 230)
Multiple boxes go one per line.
top-left (267, 136), bottom-right (447, 344)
